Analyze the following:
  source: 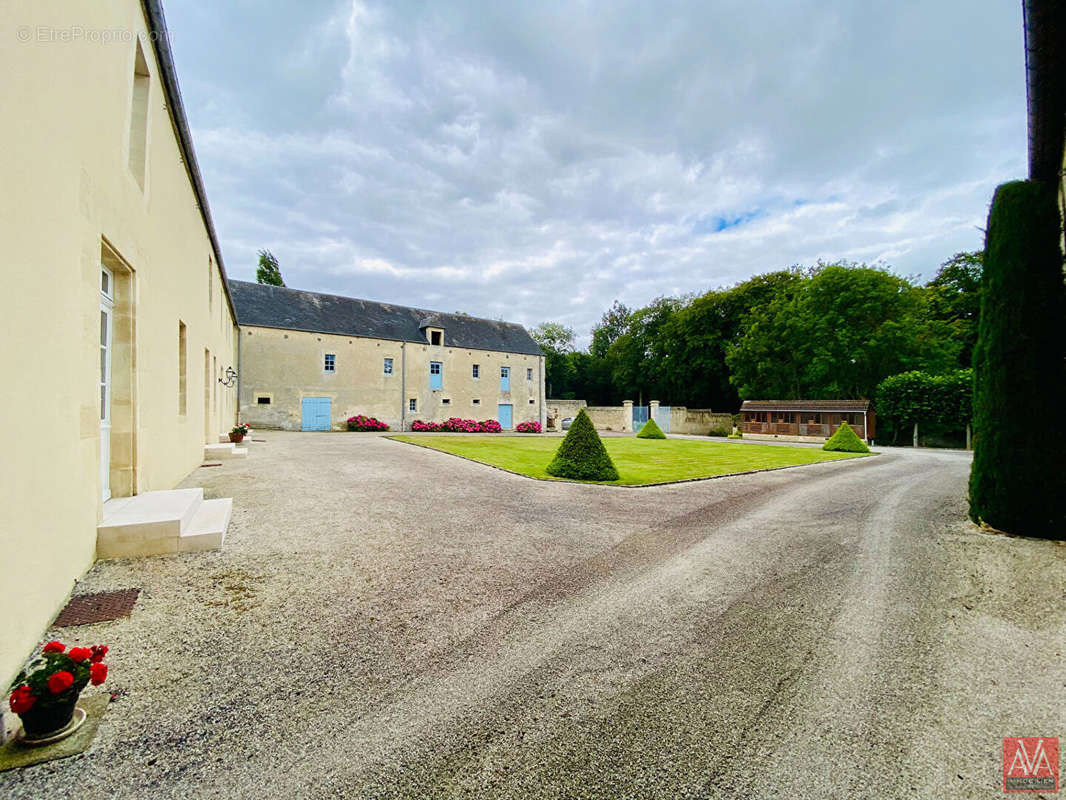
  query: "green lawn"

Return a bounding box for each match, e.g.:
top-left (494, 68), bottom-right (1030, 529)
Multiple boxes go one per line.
top-left (390, 435), bottom-right (870, 485)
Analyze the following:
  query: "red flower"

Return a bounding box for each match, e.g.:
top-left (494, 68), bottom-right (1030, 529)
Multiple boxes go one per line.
top-left (42, 641), bottom-right (65, 654)
top-left (9, 685), bottom-right (36, 714)
top-left (68, 646), bottom-right (92, 663)
top-left (90, 663), bottom-right (108, 686)
top-left (90, 645), bottom-right (109, 663)
top-left (47, 671), bottom-right (75, 694)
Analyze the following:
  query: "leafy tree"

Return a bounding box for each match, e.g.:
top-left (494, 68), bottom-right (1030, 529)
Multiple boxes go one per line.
top-left (590, 301), bottom-right (631, 359)
top-left (658, 270), bottom-right (801, 411)
top-left (926, 251), bottom-right (983, 367)
top-left (875, 370), bottom-right (972, 445)
top-left (546, 409), bottom-right (619, 481)
top-left (255, 250), bottom-right (285, 286)
top-left (531, 323), bottom-right (576, 398)
top-left (728, 263), bottom-right (959, 400)
top-left (607, 297), bottom-right (682, 405)
top-left (969, 181), bottom-right (1066, 538)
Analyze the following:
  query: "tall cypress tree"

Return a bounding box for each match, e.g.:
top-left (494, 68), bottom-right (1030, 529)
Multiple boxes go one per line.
top-left (969, 181), bottom-right (1066, 537)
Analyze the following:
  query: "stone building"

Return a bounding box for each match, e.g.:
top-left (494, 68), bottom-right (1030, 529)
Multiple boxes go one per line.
top-left (1, 0), bottom-right (238, 683)
top-left (230, 281), bottom-right (546, 432)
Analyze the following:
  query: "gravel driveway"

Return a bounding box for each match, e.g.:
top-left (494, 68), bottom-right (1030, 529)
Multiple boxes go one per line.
top-left (3, 432), bottom-right (1063, 799)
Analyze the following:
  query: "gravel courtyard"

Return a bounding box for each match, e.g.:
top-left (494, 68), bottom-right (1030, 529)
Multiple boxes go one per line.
top-left (3, 432), bottom-right (1063, 799)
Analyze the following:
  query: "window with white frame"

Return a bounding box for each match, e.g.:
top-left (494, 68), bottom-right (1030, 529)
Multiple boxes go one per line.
top-left (324, 353), bottom-right (335, 372)
top-left (472, 364), bottom-right (480, 379)
top-left (384, 357), bottom-right (393, 375)
top-left (473, 399), bottom-right (480, 405)
top-left (409, 398), bottom-right (417, 412)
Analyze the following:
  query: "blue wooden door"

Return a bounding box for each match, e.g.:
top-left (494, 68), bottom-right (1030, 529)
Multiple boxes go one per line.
top-left (430, 361), bottom-right (442, 390)
top-left (499, 366), bottom-right (510, 392)
top-left (301, 397), bottom-right (332, 431)
top-left (497, 403), bottom-right (513, 430)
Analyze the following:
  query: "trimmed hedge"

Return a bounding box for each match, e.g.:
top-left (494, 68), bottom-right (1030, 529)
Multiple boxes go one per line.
top-left (546, 409), bottom-right (619, 481)
top-left (636, 418), bottom-right (667, 439)
top-left (969, 181), bottom-right (1066, 538)
top-left (822, 422), bottom-right (870, 453)
top-left (411, 418), bottom-right (502, 433)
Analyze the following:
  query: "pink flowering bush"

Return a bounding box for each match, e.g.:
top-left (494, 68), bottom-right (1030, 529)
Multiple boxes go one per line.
top-left (411, 418), bottom-right (501, 433)
top-left (346, 415), bottom-right (389, 432)
top-left (515, 421), bottom-right (542, 433)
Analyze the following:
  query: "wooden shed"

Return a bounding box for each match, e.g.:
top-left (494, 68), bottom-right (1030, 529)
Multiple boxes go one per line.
top-left (740, 400), bottom-right (875, 443)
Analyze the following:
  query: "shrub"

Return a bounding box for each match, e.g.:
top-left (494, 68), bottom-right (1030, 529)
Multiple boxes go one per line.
top-left (410, 418), bottom-right (501, 433)
top-left (822, 422), bottom-right (870, 453)
top-left (727, 432), bottom-right (743, 439)
top-left (515, 421), bottom-right (542, 433)
top-left (546, 409), bottom-right (619, 481)
top-left (969, 181), bottom-right (1066, 537)
top-left (346, 415), bottom-right (389, 432)
top-left (636, 418), bottom-right (667, 439)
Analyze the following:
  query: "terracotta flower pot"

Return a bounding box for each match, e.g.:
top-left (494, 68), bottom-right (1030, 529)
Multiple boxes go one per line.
top-left (229, 432), bottom-right (245, 443)
top-left (19, 695), bottom-right (78, 738)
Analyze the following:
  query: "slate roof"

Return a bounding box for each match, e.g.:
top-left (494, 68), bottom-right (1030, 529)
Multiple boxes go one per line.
top-left (741, 400), bottom-right (871, 412)
top-left (229, 280), bottom-right (544, 357)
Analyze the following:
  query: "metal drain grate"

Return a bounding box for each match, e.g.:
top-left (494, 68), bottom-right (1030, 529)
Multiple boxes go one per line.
top-left (53, 589), bottom-right (141, 627)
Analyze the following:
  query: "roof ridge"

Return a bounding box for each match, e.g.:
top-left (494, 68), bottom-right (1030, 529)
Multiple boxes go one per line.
top-left (227, 279), bottom-right (525, 330)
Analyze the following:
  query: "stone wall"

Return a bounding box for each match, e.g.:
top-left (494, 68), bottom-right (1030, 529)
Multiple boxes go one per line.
top-left (586, 406), bottom-right (629, 431)
top-left (670, 408), bottom-right (734, 435)
top-left (545, 399), bottom-right (588, 431)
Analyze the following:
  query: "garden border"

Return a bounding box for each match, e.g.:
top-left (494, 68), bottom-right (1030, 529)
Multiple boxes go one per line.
top-left (385, 435), bottom-right (877, 489)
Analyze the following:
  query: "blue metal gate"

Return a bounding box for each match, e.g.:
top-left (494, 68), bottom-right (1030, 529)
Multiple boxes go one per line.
top-left (632, 406), bottom-right (649, 430)
top-left (654, 405), bottom-right (671, 432)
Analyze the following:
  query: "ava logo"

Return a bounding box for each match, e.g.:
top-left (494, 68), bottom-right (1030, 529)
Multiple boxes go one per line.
top-left (1003, 737), bottom-right (1059, 793)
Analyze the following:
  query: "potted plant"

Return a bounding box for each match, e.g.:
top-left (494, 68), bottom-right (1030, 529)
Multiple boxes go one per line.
top-left (8, 641), bottom-right (108, 742)
top-left (229, 423), bottom-right (250, 443)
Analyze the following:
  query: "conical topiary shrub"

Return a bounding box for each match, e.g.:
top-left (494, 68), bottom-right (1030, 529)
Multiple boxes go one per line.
top-left (822, 422), bottom-right (870, 453)
top-left (969, 181), bottom-right (1066, 538)
top-left (636, 418), bottom-right (667, 439)
top-left (546, 409), bottom-right (619, 481)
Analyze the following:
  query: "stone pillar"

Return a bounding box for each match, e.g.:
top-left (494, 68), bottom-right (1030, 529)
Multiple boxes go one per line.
top-left (622, 400), bottom-right (633, 433)
top-left (649, 400), bottom-right (659, 426)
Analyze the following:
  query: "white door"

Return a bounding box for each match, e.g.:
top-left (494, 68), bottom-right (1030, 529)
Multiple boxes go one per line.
top-left (100, 267), bottom-right (114, 501)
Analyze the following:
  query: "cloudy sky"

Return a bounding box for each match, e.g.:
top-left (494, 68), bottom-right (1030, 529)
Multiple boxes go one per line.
top-left (165, 0), bottom-right (1026, 343)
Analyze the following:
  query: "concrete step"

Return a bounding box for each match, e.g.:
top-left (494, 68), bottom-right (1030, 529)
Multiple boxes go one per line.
top-left (97, 489), bottom-right (203, 559)
top-left (204, 443), bottom-right (247, 459)
top-left (179, 498), bottom-right (231, 553)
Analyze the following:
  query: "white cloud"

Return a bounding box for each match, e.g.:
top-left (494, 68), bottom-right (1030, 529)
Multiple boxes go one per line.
top-left (167, 0), bottom-right (1026, 344)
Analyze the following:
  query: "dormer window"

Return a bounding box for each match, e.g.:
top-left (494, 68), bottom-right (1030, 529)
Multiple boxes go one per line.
top-left (419, 316), bottom-right (444, 347)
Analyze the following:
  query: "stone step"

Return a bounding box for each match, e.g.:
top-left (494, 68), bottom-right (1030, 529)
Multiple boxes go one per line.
top-left (204, 443), bottom-right (247, 459)
top-left (179, 498), bottom-right (232, 553)
top-left (96, 488), bottom-right (203, 559)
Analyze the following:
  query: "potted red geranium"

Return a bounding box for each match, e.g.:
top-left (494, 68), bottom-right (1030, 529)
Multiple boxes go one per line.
top-left (229, 423), bottom-right (250, 443)
top-left (9, 641), bottom-right (109, 742)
